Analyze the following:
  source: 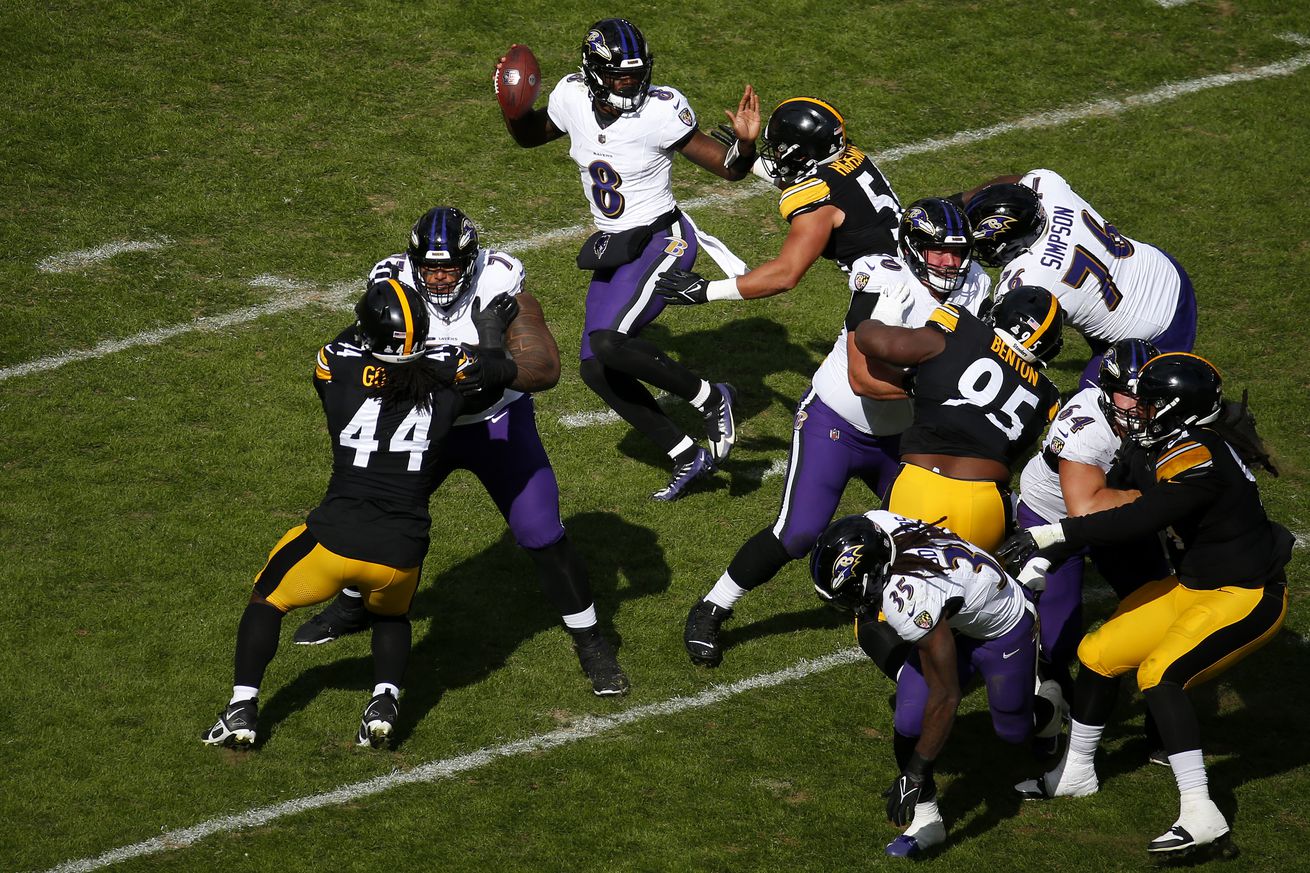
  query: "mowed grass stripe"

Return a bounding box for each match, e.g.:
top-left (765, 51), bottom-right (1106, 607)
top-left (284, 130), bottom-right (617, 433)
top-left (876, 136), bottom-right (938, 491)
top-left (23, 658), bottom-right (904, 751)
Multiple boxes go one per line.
top-left (45, 649), bottom-right (865, 873)
top-left (8, 39), bottom-right (1309, 386)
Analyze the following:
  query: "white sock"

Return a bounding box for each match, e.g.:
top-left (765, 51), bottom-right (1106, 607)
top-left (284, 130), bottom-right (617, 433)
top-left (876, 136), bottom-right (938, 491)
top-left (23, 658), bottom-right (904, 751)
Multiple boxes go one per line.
top-left (1065, 718), bottom-right (1104, 771)
top-left (705, 574), bottom-right (748, 610)
top-left (230, 685), bottom-right (259, 705)
top-left (561, 604), bottom-right (599, 630)
top-left (372, 683), bottom-right (400, 700)
top-left (691, 380), bottom-right (713, 409)
top-left (1168, 749), bottom-right (1209, 797)
top-left (668, 436), bottom-right (695, 460)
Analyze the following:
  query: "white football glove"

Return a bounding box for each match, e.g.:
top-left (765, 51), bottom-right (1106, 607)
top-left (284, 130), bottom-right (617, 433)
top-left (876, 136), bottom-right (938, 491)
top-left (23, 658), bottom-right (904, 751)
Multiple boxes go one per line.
top-left (869, 283), bottom-right (914, 326)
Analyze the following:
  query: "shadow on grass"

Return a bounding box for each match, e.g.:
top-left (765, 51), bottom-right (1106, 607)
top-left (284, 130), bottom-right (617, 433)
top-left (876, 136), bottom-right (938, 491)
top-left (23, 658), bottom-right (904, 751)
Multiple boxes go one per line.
top-left (255, 510), bottom-right (670, 746)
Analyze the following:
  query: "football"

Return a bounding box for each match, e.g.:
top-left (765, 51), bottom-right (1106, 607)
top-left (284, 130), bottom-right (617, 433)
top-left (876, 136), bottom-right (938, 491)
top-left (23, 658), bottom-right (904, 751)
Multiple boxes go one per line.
top-left (494, 44), bottom-right (541, 119)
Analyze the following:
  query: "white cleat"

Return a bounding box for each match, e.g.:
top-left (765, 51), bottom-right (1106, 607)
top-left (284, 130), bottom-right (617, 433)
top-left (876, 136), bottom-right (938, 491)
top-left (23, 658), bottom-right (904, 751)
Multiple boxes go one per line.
top-left (1147, 798), bottom-right (1231, 855)
top-left (1015, 755), bottom-right (1098, 799)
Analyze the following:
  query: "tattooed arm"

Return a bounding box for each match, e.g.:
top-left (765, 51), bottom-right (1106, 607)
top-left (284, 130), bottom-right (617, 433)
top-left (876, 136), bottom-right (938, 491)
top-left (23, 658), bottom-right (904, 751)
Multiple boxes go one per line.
top-left (506, 291), bottom-right (561, 392)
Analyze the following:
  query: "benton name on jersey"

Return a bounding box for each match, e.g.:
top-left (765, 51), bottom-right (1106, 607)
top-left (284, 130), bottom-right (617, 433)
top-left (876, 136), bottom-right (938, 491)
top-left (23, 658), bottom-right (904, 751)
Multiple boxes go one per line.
top-left (900, 305), bottom-right (1061, 466)
top-left (777, 145), bottom-right (901, 269)
top-left (305, 338), bottom-right (462, 566)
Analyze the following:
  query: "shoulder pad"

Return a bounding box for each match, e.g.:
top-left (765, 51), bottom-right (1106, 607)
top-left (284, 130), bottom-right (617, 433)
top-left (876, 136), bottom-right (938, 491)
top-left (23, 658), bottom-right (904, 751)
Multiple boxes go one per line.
top-left (926, 304), bottom-right (961, 332)
top-left (1154, 438), bottom-right (1213, 483)
top-left (779, 177), bottom-right (832, 222)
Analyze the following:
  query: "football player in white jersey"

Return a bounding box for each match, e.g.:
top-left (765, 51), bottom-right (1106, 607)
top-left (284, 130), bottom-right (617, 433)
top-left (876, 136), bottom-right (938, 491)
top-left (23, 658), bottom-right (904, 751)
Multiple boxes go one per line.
top-left (498, 18), bottom-right (761, 500)
top-left (1014, 338), bottom-right (1170, 703)
top-left (679, 198), bottom-right (992, 671)
top-left (293, 207), bottom-right (630, 697)
top-left (811, 511), bottom-right (1059, 859)
top-left (962, 170), bottom-right (1197, 389)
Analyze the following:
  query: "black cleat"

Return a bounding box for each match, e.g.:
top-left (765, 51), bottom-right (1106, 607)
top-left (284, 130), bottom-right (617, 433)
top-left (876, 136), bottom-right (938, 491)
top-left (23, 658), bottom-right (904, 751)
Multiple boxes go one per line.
top-left (293, 593), bottom-right (370, 645)
top-left (684, 599), bottom-right (732, 667)
top-left (356, 691), bottom-right (399, 748)
top-left (202, 699), bottom-right (258, 748)
top-left (574, 635), bottom-right (630, 697)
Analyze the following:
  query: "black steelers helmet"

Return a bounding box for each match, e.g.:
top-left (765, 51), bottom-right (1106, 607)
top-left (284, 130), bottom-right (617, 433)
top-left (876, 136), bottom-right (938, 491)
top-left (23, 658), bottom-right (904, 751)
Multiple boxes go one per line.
top-left (355, 279), bottom-right (430, 363)
top-left (965, 183), bottom-right (1045, 267)
top-left (810, 514), bottom-right (896, 613)
top-left (1130, 353), bottom-right (1224, 447)
top-left (987, 284), bottom-right (1064, 367)
top-left (759, 97), bottom-right (846, 185)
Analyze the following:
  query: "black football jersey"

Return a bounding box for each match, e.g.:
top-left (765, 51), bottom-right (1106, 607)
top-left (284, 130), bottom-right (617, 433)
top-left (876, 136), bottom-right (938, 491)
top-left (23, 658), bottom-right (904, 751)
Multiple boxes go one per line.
top-left (304, 338), bottom-right (462, 566)
top-left (777, 145), bottom-right (900, 269)
top-left (1065, 428), bottom-right (1294, 589)
top-left (900, 305), bottom-right (1061, 466)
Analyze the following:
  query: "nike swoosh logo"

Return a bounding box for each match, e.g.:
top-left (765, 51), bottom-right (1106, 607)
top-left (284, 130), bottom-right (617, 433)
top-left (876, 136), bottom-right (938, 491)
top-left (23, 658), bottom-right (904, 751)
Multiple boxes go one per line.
top-left (488, 408), bottom-right (510, 424)
top-left (1003, 649), bottom-right (1021, 659)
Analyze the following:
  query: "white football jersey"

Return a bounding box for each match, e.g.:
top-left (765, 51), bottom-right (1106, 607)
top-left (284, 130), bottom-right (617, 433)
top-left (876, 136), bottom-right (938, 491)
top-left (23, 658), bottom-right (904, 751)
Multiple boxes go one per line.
top-left (998, 169), bottom-right (1182, 344)
top-left (1017, 386), bottom-right (1121, 523)
top-left (867, 509), bottom-right (1029, 644)
top-left (546, 74), bottom-right (698, 232)
top-left (369, 248), bottom-right (526, 425)
top-left (809, 255), bottom-right (992, 435)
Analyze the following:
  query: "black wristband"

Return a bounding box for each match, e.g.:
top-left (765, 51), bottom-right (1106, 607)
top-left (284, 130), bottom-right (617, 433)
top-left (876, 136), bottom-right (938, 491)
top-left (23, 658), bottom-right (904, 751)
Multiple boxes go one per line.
top-left (725, 140), bottom-right (757, 176)
top-left (905, 751), bottom-right (934, 778)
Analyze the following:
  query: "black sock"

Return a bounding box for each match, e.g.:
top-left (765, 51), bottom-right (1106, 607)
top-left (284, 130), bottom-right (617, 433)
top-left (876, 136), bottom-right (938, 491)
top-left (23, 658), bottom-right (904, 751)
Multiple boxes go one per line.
top-left (725, 529), bottom-right (795, 591)
top-left (1070, 666), bottom-right (1121, 727)
top-left (1143, 681), bottom-right (1202, 755)
top-left (370, 613), bottom-right (412, 689)
top-left (580, 357), bottom-right (686, 454)
top-left (526, 535), bottom-right (595, 618)
top-left (234, 601), bottom-right (284, 689)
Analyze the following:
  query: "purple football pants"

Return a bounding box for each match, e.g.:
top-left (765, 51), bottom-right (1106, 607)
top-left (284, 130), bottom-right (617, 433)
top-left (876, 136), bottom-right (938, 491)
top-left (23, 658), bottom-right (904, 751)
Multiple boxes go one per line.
top-left (771, 390), bottom-right (902, 558)
top-left (579, 213), bottom-right (698, 361)
top-left (1080, 249), bottom-right (1197, 388)
top-left (894, 605), bottom-right (1039, 745)
top-left (431, 395), bottom-right (565, 550)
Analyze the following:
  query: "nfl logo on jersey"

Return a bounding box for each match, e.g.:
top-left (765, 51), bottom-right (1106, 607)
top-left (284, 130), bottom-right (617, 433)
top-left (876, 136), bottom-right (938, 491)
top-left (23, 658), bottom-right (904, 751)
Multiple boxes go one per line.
top-left (829, 428), bottom-right (841, 441)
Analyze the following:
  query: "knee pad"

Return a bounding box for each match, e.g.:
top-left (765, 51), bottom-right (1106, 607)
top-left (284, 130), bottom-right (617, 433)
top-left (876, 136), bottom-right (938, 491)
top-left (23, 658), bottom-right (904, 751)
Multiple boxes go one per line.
top-left (1076, 630), bottom-right (1116, 679)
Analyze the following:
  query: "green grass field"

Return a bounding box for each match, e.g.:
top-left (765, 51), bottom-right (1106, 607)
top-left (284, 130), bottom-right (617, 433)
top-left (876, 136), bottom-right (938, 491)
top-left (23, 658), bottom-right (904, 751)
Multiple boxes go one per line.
top-left (3, 1), bottom-right (1308, 871)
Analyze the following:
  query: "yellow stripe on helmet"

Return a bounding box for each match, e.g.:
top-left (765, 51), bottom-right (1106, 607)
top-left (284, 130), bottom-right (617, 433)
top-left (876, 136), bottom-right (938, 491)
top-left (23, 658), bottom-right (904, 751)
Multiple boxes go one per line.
top-left (387, 278), bottom-right (415, 356)
top-left (1022, 291), bottom-right (1061, 350)
top-left (1143, 351), bottom-right (1223, 378)
top-left (774, 96), bottom-right (845, 129)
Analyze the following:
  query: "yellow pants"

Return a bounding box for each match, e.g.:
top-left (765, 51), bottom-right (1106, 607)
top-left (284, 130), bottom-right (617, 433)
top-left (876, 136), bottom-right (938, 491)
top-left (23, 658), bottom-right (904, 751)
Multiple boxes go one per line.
top-left (884, 463), bottom-right (1010, 553)
top-left (1078, 574), bottom-right (1288, 690)
top-left (252, 524), bottom-right (420, 616)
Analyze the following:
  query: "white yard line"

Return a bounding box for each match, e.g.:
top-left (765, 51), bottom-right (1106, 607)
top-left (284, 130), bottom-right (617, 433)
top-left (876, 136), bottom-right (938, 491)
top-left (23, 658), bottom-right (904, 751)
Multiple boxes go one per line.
top-left (36, 238), bottom-right (174, 273)
top-left (10, 43), bottom-right (1310, 386)
top-left (43, 648), bottom-right (865, 873)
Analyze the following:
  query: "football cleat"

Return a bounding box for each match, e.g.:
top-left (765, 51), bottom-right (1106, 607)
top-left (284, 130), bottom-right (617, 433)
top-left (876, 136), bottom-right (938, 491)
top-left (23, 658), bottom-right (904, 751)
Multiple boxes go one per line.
top-left (703, 383), bottom-right (738, 464)
top-left (202, 699), bottom-right (258, 749)
top-left (684, 599), bottom-right (733, 667)
top-left (293, 593), bottom-right (370, 644)
top-left (573, 635), bottom-right (631, 696)
top-left (885, 817), bottom-right (946, 858)
top-left (1147, 799), bottom-right (1231, 855)
top-left (356, 691), bottom-right (400, 749)
top-left (1015, 754), bottom-right (1098, 799)
top-left (652, 447), bottom-right (715, 502)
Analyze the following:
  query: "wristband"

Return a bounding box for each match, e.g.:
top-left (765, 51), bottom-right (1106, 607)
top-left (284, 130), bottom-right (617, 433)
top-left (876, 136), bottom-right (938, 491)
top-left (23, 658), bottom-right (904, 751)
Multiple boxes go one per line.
top-left (1030, 523), bottom-right (1066, 550)
top-left (706, 278), bottom-right (744, 302)
top-left (906, 751), bottom-right (934, 778)
top-left (724, 139), bottom-right (757, 175)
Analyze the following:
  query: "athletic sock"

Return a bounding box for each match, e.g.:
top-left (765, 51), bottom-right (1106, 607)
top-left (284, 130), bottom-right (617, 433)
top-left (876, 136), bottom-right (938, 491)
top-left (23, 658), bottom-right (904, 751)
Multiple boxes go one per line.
top-left (705, 574), bottom-right (748, 610)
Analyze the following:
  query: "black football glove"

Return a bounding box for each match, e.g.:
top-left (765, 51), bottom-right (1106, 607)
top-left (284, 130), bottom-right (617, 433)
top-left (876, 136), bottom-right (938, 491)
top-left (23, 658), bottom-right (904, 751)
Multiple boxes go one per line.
top-left (995, 530), bottom-right (1040, 574)
top-left (453, 344), bottom-right (518, 397)
top-left (655, 268), bottom-right (710, 305)
top-left (883, 759), bottom-right (935, 827)
top-left (708, 123), bottom-right (737, 148)
top-left (471, 293), bottom-right (520, 352)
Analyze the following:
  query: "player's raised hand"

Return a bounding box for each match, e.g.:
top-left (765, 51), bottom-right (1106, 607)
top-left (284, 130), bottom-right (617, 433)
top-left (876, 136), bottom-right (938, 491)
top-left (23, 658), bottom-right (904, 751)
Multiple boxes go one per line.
top-left (725, 84), bottom-right (761, 143)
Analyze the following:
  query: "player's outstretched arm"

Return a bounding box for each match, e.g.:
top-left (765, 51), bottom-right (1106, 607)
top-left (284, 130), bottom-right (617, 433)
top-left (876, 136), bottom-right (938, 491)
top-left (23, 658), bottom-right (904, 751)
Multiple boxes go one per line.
top-left (677, 84), bottom-right (760, 180)
top-left (505, 292), bottom-right (561, 392)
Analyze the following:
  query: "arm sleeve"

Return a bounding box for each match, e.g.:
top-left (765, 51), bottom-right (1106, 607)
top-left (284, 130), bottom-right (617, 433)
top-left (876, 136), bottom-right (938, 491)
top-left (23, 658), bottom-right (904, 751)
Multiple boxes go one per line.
top-left (1061, 477), bottom-right (1219, 548)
